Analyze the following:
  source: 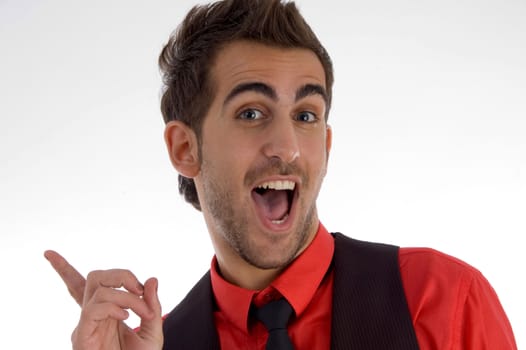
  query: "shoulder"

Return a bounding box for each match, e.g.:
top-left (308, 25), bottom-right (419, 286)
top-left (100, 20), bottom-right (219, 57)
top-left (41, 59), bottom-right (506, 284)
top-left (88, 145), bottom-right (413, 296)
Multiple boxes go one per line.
top-left (399, 247), bottom-right (517, 349)
top-left (399, 247), bottom-right (482, 283)
top-left (398, 246), bottom-right (483, 319)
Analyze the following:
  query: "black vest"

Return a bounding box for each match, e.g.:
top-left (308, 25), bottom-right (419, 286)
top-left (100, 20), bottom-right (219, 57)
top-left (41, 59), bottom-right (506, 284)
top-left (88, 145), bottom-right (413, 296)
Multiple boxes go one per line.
top-left (162, 233), bottom-right (420, 349)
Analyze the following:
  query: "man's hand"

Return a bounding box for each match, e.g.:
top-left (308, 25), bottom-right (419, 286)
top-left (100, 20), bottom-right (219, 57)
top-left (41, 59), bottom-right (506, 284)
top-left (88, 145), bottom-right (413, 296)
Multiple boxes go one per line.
top-left (44, 250), bottom-right (163, 350)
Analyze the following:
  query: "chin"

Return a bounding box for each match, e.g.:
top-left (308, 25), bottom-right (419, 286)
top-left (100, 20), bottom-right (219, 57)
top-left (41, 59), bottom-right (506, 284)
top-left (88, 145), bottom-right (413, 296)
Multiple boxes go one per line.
top-left (240, 227), bottom-right (307, 270)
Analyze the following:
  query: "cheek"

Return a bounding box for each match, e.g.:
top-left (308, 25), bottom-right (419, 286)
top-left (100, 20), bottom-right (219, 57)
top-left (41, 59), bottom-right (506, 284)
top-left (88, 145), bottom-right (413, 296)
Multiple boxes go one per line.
top-left (300, 135), bottom-right (328, 164)
top-left (217, 129), bottom-right (261, 161)
top-left (202, 136), bottom-right (252, 179)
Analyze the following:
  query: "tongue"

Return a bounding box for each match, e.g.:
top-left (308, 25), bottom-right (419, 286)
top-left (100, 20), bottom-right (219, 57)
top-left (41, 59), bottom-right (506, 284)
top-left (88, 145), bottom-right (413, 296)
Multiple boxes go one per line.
top-left (252, 190), bottom-right (289, 221)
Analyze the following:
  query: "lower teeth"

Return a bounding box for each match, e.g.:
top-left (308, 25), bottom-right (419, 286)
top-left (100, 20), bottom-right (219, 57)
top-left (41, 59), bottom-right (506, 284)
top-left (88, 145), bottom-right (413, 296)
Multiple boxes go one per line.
top-left (271, 214), bottom-right (289, 225)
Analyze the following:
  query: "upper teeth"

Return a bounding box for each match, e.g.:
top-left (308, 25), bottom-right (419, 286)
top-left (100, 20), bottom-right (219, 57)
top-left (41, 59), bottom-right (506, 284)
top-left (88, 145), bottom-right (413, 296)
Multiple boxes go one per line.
top-left (257, 180), bottom-right (295, 191)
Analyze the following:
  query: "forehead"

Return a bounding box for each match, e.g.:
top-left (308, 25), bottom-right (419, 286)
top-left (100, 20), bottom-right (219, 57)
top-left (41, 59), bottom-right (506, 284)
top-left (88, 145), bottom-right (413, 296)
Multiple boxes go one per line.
top-left (210, 40), bottom-right (326, 97)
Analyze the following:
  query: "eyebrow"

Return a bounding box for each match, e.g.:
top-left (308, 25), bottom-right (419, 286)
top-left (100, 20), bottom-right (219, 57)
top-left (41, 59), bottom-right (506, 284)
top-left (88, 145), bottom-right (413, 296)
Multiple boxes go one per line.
top-left (295, 83), bottom-right (328, 105)
top-left (223, 81), bottom-right (328, 106)
top-left (224, 82), bottom-right (277, 105)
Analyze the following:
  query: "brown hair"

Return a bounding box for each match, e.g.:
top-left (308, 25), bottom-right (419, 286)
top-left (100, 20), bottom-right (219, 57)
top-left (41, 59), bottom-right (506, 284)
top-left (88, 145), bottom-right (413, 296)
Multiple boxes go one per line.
top-left (159, 0), bottom-right (334, 210)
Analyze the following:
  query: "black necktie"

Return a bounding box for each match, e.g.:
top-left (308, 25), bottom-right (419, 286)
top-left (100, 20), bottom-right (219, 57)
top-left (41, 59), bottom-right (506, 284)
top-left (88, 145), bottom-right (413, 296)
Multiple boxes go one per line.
top-left (254, 298), bottom-right (295, 350)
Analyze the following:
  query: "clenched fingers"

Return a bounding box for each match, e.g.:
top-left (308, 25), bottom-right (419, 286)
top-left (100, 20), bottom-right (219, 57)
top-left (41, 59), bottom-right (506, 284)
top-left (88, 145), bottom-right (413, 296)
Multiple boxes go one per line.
top-left (76, 279), bottom-right (162, 348)
top-left (85, 287), bottom-right (154, 320)
top-left (137, 277), bottom-right (163, 342)
top-left (84, 269), bottom-right (145, 303)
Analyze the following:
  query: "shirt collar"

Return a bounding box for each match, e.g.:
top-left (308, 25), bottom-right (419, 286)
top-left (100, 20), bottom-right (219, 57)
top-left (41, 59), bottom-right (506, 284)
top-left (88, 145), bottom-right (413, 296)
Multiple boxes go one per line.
top-left (210, 222), bottom-right (334, 333)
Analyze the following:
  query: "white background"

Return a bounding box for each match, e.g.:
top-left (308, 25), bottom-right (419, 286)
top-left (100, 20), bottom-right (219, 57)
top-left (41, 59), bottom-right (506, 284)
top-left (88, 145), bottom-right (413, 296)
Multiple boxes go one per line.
top-left (1, 0), bottom-right (524, 348)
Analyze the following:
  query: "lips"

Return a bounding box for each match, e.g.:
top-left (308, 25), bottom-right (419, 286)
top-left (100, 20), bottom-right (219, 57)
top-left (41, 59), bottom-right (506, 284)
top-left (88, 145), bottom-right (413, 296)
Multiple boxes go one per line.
top-left (251, 179), bottom-right (297, 227)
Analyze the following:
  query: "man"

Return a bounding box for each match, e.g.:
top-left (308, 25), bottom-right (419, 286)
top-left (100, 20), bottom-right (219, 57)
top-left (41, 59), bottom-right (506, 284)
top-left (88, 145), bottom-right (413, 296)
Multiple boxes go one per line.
top-left (45, 0), bottom-right (517, 349)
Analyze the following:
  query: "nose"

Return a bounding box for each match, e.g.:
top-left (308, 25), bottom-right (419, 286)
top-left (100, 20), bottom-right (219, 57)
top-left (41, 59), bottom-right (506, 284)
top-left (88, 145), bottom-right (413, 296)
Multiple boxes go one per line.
top-left (261, 116), bottom-right (300, 163)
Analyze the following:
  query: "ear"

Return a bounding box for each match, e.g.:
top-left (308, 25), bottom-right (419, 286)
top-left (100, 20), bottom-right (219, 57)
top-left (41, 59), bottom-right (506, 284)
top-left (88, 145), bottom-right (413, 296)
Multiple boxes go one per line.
top-left (325, 124), bottom-right (332, 160)
top-left (164, 120), bottom-right (200, 178)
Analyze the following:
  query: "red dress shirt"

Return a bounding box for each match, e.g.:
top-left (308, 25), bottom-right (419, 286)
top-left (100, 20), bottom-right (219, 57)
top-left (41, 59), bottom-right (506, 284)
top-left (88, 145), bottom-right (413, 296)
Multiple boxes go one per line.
top-left (210, 223), bottom-right (517, 349)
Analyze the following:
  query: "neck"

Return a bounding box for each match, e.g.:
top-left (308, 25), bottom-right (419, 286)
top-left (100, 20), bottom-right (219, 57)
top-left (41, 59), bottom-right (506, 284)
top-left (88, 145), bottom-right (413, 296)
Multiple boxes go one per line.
top-left (211, 226), bottom-right (318, 290)
top-left (216, 255), bottom-right (282, 290)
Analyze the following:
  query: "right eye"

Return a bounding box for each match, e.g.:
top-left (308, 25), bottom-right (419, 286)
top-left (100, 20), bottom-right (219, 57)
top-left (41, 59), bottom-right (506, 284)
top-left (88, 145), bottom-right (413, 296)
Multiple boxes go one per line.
top-left (237, 108), bottom-right (264, 120)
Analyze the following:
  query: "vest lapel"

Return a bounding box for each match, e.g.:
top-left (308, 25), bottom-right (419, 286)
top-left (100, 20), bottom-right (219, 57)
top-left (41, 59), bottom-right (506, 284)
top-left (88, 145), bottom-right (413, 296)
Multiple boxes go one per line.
top-left (162, 271), bottom-right (220, 350)
top-left (331, 233), bottom-right (420, 350)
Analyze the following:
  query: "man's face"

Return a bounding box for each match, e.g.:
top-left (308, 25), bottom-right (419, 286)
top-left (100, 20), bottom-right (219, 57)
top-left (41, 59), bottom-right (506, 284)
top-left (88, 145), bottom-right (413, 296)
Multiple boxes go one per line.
top-left (195, 40), bottom-right (331, 271)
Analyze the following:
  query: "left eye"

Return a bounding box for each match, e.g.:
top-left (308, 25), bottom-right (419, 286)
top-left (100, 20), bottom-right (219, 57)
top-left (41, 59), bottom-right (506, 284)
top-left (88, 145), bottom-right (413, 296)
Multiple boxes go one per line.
top-left (296, 111), bottom-right (317, 123)
top-left (238, 108), bottom-right (264, 120)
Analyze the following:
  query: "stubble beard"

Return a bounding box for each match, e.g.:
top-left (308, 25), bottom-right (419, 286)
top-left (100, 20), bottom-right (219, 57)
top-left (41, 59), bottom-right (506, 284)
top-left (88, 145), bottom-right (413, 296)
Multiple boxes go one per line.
top-left (201, 158), bottom-right (320, 270)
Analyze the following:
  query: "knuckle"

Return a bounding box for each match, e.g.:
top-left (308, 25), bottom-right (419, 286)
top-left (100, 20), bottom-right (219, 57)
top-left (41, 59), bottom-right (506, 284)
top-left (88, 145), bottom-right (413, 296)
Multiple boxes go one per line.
top-left (86, 270), bottom-right (102, 281)
top-left (119, 269), bottom-right (135, 280)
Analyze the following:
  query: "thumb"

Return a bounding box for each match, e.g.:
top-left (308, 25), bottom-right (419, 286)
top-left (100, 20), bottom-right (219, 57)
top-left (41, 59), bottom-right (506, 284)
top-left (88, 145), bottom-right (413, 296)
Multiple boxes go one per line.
top-left (137, 277), bottom-right (163, 345)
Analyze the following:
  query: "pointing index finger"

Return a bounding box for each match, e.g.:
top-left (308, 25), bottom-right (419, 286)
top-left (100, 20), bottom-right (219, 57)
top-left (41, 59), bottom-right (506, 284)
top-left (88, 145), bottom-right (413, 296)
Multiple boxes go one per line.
top-left (44, 250), bottom-right (86, 306)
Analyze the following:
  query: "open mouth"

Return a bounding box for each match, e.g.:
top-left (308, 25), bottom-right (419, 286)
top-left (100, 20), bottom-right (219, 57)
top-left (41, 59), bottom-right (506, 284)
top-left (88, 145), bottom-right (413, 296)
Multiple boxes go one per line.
top-left (251, 180), bottom-right (296, 226)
